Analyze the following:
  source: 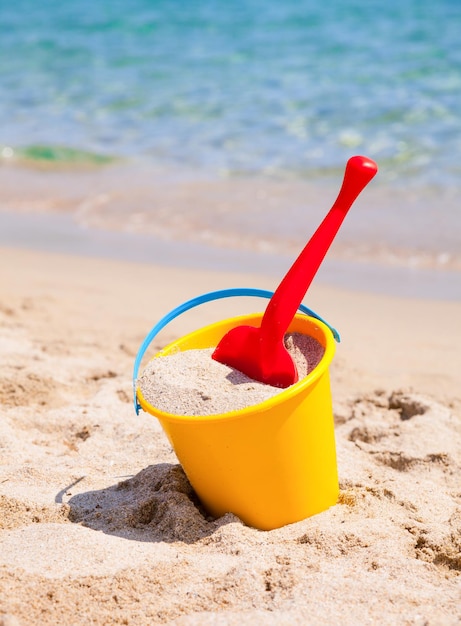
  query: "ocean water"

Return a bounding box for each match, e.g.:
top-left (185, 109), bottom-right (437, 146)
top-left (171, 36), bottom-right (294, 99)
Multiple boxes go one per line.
top-left (2, 0), bottom-right (461, 182)
top-left (1, 0), bottom-right (461, 287)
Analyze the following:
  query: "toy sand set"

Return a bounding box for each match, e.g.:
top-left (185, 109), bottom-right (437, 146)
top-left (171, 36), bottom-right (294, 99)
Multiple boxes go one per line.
top-left (134, 156), bottom-right (377, 530)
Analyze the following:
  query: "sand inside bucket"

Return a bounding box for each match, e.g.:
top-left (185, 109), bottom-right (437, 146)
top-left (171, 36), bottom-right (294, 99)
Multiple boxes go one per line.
top-left (138, 332), bottom-right (325, 416)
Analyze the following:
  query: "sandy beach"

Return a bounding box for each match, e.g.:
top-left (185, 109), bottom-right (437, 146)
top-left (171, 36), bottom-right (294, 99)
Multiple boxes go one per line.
top-left (3, 0), bottom-right (461, 621)
top-left (1, 244), bottom-right (460, 625)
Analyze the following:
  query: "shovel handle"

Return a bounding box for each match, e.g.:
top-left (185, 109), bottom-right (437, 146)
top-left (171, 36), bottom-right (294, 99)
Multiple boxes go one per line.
top-left (260, 156), bottom-right (378, 344)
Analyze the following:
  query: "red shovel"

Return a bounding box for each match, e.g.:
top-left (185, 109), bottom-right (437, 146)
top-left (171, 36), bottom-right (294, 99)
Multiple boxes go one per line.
top-left (212, 155), bottom-right (378, 388)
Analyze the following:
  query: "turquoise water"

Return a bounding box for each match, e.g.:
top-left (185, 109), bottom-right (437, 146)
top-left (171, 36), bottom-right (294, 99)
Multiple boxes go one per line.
top-left (2, 0), bottom-right (461, 186)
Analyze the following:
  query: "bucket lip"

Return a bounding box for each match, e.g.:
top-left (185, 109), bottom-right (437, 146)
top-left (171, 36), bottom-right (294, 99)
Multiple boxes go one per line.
top-left (133, 287), bottom-right (340, 417)
top-left (136, 311), bottom-right (336, 423)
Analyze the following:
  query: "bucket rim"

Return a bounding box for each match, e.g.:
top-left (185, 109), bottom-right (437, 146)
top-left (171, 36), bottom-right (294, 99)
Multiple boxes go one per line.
top-left (133, 287), bottom-right (339, 417)
top-left (136, 311), bottom-right (336, 423)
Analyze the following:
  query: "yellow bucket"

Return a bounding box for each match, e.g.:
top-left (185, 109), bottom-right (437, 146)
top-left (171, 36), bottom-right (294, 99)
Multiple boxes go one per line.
top-left (135, 302), bottom-right (338, 531)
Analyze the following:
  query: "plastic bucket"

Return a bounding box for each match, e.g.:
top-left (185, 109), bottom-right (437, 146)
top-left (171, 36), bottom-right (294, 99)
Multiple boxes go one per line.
top-left (134, 288), bottom-right (339, 531)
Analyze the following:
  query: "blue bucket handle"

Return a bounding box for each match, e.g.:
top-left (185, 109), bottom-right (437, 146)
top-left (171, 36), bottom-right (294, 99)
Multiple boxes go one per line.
top-left (133, 287), bottom-right (340, 415)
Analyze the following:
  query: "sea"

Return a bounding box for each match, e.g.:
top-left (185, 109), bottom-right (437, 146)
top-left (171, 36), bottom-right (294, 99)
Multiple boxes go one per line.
top-left (1, 0), bottom-right (461, 299)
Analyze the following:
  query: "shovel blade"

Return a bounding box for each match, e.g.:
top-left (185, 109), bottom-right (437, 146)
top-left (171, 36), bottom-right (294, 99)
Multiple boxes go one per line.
top-left (212, 325), bottom-right (298, 388)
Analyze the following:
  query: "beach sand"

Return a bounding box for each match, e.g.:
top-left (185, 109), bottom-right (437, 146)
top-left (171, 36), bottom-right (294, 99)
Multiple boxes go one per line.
top-left (1, 245), bottom-right (460, 625)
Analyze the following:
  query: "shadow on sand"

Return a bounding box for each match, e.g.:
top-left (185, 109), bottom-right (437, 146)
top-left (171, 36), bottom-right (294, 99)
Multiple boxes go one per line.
top-left (59, 463), bottom-right (241, 544)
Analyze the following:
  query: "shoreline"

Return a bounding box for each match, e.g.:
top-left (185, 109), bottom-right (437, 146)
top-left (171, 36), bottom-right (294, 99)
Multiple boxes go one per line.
top-left (1, 209), bottom-right (461, 302)
top-left (1, 158), bottom-right (461, 280)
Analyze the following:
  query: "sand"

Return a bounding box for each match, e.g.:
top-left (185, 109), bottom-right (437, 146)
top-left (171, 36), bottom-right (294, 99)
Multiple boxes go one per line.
top-left (137, 333), bottom-right (325, 416)
top-left (1, 246), bottom-right (461, 625)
